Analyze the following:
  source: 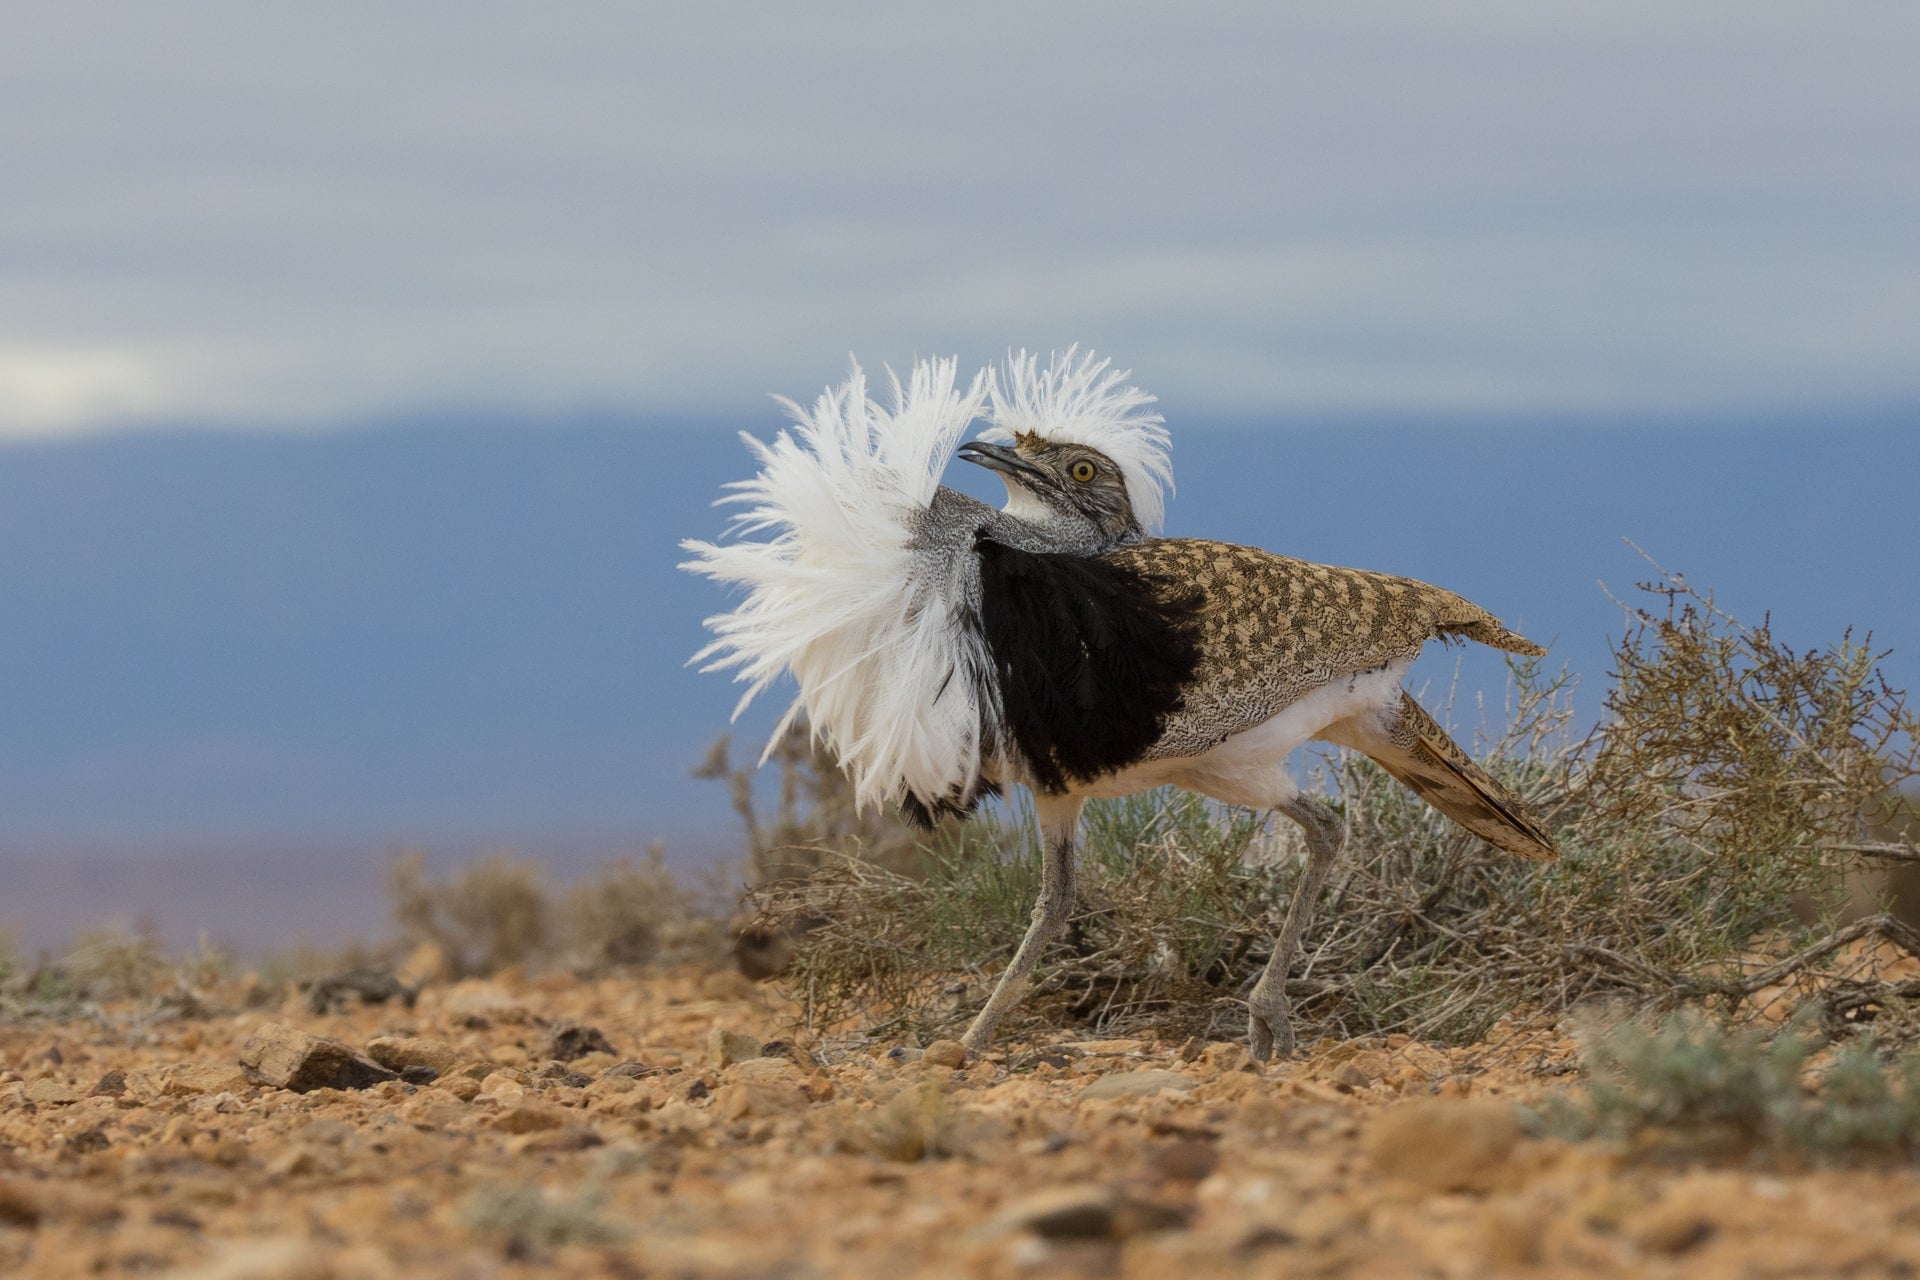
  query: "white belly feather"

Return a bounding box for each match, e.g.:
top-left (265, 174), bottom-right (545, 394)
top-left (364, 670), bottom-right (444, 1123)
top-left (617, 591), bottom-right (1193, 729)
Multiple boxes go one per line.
top-left (1074, 658), bottom-right (1412, 808)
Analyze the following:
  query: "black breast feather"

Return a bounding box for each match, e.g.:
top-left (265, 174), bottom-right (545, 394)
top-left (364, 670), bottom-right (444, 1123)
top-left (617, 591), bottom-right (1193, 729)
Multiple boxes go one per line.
top-left (974, 537), bottom-right (1203, 794)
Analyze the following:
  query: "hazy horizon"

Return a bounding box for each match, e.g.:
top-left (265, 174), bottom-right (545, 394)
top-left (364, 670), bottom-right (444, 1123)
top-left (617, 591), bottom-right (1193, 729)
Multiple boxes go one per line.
top-left (5, 407), bottom-right (1916, 951)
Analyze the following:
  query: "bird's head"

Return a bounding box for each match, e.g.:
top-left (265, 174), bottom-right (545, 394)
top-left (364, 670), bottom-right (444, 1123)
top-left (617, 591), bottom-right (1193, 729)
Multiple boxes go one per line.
top-left (957, 430), bottom-right (1142, 545)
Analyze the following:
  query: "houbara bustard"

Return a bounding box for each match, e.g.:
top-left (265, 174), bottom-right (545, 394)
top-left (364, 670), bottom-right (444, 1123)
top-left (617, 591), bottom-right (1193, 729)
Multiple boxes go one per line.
top-left (682, 350), bottom-right (1556, 1060)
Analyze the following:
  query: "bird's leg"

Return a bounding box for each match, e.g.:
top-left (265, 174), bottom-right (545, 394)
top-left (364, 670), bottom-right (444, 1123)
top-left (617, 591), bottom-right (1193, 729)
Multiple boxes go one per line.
top-left (1247, 794), bottom-right (1344, 1062)
top-left (959, 794), bottom-right (1082, 1054)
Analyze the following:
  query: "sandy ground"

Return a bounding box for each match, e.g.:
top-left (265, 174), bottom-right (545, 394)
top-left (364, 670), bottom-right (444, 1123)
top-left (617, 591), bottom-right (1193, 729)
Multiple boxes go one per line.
top-left (4, 967), bottom-right (1920, 1280)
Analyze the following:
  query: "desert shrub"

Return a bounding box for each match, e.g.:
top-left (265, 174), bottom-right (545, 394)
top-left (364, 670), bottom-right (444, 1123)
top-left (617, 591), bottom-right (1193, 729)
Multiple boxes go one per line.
top-left (746, 563), bottom-right (1920, 1048)
top-left (1540, 1013), bottom-right (1920, 1160)
top-left (0, 924), bottom-right (235, 1025)
top-left (58, 927), bottom-right (170, 1000)
top-left (389, 852), bottom-right (551, 978)
top-left (387, 846), bottom-right (714, 978)
top-left (554, 844), bottom-right (722, 972)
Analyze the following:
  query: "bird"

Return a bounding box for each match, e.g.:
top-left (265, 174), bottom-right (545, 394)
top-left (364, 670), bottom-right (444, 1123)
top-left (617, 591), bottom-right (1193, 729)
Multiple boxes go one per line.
top-left (682, 348), bottom-right (1556, 1060)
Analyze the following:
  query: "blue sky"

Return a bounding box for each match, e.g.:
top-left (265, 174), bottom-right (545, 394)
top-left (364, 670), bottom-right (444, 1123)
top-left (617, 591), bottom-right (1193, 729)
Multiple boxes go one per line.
top-left (2, 5), bottom-right (1917, 946)
top-left (5, 4), bottom-right (1916, 432)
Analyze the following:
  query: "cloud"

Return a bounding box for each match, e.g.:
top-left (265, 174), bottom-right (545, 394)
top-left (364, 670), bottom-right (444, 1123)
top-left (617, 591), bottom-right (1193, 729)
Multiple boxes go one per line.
top-left (1, 2), bottom-right (1915, 435)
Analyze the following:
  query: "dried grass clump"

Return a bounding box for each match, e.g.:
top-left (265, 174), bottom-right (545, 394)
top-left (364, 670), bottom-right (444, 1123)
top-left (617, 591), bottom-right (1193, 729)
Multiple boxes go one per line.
top-left (0, 926), bottom-right (232, 1025)
top-left (1540, 1013), bottom-right (1920, 1160)
top-left (744, 561), bottom-right (1920, 1048)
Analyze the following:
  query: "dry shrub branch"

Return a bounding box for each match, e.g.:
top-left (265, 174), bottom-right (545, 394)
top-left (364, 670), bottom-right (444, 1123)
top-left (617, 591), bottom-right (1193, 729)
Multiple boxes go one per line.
top-left (741, 559), bottom-right (1920, 1048)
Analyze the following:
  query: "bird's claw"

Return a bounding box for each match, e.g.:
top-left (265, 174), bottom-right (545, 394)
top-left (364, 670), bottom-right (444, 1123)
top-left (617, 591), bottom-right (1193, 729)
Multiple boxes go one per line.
top-left (1247, 995), bottom-right (1295, 1063)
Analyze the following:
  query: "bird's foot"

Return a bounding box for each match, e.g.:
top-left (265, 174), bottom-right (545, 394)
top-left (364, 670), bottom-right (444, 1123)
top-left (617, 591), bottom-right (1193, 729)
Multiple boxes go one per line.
top-left (1246, 990), bottom-right (1296, 1063)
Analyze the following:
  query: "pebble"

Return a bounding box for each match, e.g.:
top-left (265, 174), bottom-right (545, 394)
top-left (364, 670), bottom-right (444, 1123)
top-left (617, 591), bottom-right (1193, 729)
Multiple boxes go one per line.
top-left (1080, 1070), bottom-right (1198, 1101)
top-left (707, 1027), bottom-right (765, 1069)
top-left (364, 1035), bottom-right (462, 1076)
top-left (1366, 1099), bottom-right (1520, 1192)
top-left (987, 1185), bottom-right (1120, 1240)
top-left (238, 1024), bottom-right (398, 1093)
top-left (919, 1040), bottom-right (966, 1068)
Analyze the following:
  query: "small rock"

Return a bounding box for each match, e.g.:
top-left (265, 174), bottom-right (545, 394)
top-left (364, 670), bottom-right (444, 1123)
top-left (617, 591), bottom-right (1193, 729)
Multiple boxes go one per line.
top-left (238, 1022), bottom-right (400, 1093)
top-left (713, 1081), bottom-right (810, 1120)
top-left (66, 1125), bottom-right (112, 1155)
top-left (478, 1071), bottom-right (528, 1100)
top-left (303, 965), bottom-right (413, 1015)
top-left (1199, 1042), bottom-right (1254, 1074)
top-left (161, 1064), bottom-right (251, 1096)
top-left (602, 1060), bottom-right (661, 1080)
top-left (365, 1035), bottom-right (462, 1076)
top-left (508, 1125), bottom-right (606, 1155)
top-left (1632, 1202), bottom-right (1718, 1256)
top-left (1332, 1062), bottom-right (1373, 1090)
top-left (922, 1040), bottom-right (968, 1069)
top-left (532, 1062), bottom-right (595, 1088)
top-left (1175, 1036), bottom-right (1205, 1063)
top-left (1348, 1049), bottom-right (1393, 1080)
top-left (26, 1079), bottom-right (83, 1106)
top-left (489, 1043), bottom-right (531, 1069)
top-left (1366, 1099), bottom-right (1519, 1193)
top-left (757, 1040), bottom-right (817, 1067)
top-left (88, 1071), bottom-right (129, 1097)
top-left (486, 1103), bottom-right (568, 1134)
top-left (173, 1238), bottom-right (325, 1280)
top-left (546, 1021), bottom-right (616, 1062)
top-left (1080, 1070), bottom-right (1197, 1101)
top-left (264, 1146), bottom-right (321, 1178)
top-left (1148, 1139), bottom-right (1220, 1182)
top-left (707, 1027), bottom-right (764, 1069)
top-left (0, 1178), bottom-right (42, 1226)
top-left (399, 1065), bottom-right (439, 1086)
top-left (435, 1076), bottom-right (482, 1102)
top-left (989, 1185), bottom-right (1119, 1240)
top-left (724, 1058), bottom-right (806, 1086)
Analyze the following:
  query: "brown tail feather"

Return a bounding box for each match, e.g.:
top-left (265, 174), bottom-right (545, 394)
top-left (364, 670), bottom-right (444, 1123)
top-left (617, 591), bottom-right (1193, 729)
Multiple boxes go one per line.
top-left (1363, 693), bottom-right (1558, 861)
top-left (1446, 619), bottom-right (1546, 657)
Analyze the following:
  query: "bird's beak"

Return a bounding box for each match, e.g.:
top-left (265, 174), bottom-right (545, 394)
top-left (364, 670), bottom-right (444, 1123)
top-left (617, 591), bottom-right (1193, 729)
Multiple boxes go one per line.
top-left (957, 441), bottom-right (1046, 481)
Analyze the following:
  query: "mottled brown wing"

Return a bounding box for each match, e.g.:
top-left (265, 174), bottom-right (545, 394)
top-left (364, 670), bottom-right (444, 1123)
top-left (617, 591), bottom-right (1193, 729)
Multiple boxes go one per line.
top-left (1100, 538), bottom-right (1546, 754)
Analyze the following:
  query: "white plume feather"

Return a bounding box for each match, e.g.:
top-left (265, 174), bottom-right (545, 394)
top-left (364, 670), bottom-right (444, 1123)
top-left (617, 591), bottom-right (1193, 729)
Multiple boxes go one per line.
top-left (679, 356), bottom-right (992, 813)
top-left (982, 347), bottom-right (1173, 532)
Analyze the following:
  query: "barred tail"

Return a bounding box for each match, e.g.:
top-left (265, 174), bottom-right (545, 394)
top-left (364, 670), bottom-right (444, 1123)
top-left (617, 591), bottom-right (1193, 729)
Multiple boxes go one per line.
top-left (1360, 693), bottom-right (1558, 861)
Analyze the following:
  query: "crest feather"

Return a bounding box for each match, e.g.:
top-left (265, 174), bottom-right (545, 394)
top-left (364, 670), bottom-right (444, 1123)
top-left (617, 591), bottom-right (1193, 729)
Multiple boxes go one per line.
top-left (983, 347), bottom-right (1174, 532)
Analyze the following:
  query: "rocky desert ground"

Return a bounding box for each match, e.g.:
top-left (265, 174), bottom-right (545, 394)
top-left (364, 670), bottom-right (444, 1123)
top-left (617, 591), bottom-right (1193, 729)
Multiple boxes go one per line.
top-left (5, 962), bottom-right (1920, 1280)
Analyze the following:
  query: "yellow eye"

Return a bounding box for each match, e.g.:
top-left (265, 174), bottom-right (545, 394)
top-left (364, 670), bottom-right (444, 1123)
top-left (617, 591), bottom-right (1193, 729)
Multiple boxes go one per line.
top-left (1069, 460), bottom-right (1097, 483)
